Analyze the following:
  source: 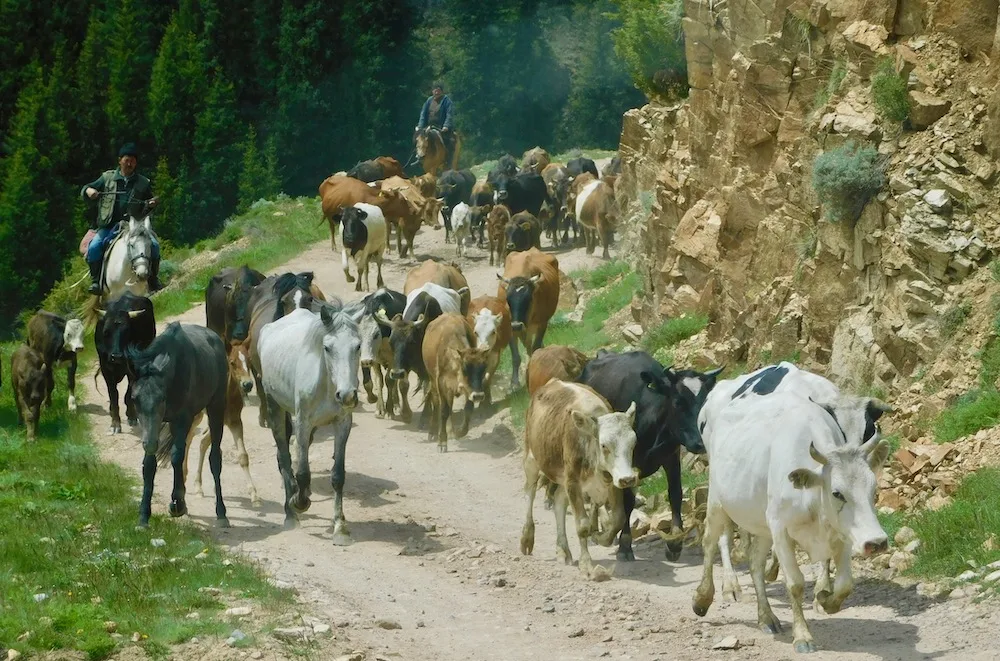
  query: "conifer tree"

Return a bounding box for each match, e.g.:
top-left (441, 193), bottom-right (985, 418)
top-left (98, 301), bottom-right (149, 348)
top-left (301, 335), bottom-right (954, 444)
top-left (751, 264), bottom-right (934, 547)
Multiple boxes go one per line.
top-left (106, 0), bottom-right (153, 151)
top-left (192, 69), bottom-right (240, 235)
top-left (237, 125), bottom-right (282, 214)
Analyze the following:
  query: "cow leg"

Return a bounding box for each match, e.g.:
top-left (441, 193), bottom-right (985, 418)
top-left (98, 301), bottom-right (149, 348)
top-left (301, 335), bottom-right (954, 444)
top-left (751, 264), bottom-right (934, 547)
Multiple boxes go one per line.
top-left (105, 372), bottom-right (123, 434)
top-left (374, 365), bottom-right (386, 418)
top-left (43, 365), bottom-right (54, 408)
top-left (228, 403), bottom-right (260, 506)
top-left (719, 523), bottom-right (744, 603)
top-left (206, 400), bottom-right (230, 527)
top-left (520, 454), bottom-right (540, 555)
top-left (341, 247), bottom-right (355, 283)
top-left (816, 543), bottom-right (853, 615)
top-left (509, 337), bottom-right (523, 390)
top-left (530, 323), bottom-right (548, 354)
top-left (567, 482), bottom-right (602, 580)
top-left (692, 498), bottom-right (725, 617)
top-left (749, 533), bottom-right (782, 634)
top-left (664, 456), bottom-right (685, 560)
top-left (457, 391), bottom-right (473, 439)
top-left (330, 413), bottom-right (353, 545)
top-left (375, 254), bottom-right (384, 289)
top-left (772, 529), bottom-right (815, 653)
top-left (169, 418), bottom-right (193, 519)
top-left (443, 209), bottom-right (453, 243)
top-left (440, 392), bottom-right (457, 451)
top-left (290, 412), bottom-right (312, 514)
top-left (67, 355), bottom-right (78, 412)
top-left (139, 448), bottom-right (158, 528)
top-left (386, 369), bottom-right (398, 418)
top-left (616, 487), bottom-right (636, 561)
top-left (543, 479), bottom-right (557, 510)
top-left (596, 489), bottom-right (626, 548)
top-left (398, 376), bottom-right (413, 423)
top-left (552, 486), bottom-right (573, 565)
top-left (362, 366), bottom-right (376, 403)
top-left (601, 226), bottom-right (611, 260)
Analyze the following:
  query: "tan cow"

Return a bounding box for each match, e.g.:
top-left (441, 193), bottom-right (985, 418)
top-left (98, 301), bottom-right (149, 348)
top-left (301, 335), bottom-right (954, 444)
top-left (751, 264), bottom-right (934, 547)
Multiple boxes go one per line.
top-left (404, 259), bottom-right (471, 315)
top-left (421, 313), bottom-right (490, 452)
top-left (574, 176), bottom-right (617, 259)
top-left (521, 146), bottom-right (551, 174)
top-left (380, 175), bottom-right (444, 257)
top-left (466, 295), bottom-right (512, 405)
top-left (526, 345), bottom-right (590, 397)
top-left (497, 247), bottom-right (559, 390)
top-left (318, 175), bottom-right (407, 251)
top-left (411, 173), bottom-right (438, 200)
top-left (520, 379), bottom-right (639, 579)
top-left (486, 204), bottom-right (511, 266)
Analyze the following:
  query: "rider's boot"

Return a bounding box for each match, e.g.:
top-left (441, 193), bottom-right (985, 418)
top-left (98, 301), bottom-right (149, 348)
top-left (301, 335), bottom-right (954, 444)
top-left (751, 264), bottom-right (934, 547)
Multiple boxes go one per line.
top-left (87, 261), bottom-right (102, 295)
top-left (148, 255), bottom-right (163, 292)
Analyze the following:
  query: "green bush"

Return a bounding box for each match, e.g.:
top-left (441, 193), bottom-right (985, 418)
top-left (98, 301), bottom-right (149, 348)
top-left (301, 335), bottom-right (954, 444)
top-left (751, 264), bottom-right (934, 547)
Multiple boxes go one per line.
top-left (642, 314), bottom-right (709, 354)
top-left (940, 302), bottom-right (971, 338)
top-left (610, 0), bottom-right (687, 100)
top-left (811, 141), bottom-right (886, 224)
top-left (813, 60), bottom-right (847, 111)
top-left (871, 57), bottom-right (910, 122)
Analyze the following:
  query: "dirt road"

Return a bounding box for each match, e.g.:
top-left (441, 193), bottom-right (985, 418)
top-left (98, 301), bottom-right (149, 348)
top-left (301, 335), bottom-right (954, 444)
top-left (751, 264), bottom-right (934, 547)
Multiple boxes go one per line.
top-left (80, 205), bottom-right (1000, 660)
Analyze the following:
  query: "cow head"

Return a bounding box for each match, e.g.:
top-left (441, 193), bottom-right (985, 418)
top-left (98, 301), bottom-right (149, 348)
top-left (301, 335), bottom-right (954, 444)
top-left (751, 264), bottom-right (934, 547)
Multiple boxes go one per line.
top-left (359, 313), bottom-right (383, 368)
top-left (132, 352), bottom-right (171, 455)
top-left (377, 311), bottom-right (427, 381)
top-left (319, 305), bottom-right (361, 408)
top-left (97, 304), bottom-right (149, 363)
top-left (20, 358), bottom-right (48, 411)
top-left (456, 346), bottom-right (490, 405)
top-left (471, 308), bottom-right (504, 350)
top-left (505, 218), bottom-right (535, 253)
top-left (228, 340), bottom-right (255, 400)
top-left (341, 206), bottom-right (369, 249)
top-left (492, 174), bottom-right (511, 204)
top-left (573, 401), bottom-right (640, 489)
top-left (497, 273), bottom-right (540, 332)
top-left (63, 318), bottom-right (85, 353)
top-left (422, 197), bottom-right (444, 227)
top-left (640, 365), bottom-right (706, 454)
top-left (789, 399), bottom-right (891, 557)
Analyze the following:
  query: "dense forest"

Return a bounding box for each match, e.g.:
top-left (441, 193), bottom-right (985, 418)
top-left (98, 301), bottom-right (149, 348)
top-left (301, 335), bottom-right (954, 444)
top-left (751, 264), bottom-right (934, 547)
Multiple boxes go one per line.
top-left (0, 0), bottom-right (686, 325)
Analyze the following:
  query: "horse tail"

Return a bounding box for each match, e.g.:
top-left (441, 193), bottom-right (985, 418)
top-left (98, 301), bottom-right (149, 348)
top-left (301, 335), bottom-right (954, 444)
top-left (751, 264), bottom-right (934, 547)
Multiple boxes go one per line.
top-left (81, 295), bottom-right (102, 329)
top-left (154, 421), bottom-right (175, 467)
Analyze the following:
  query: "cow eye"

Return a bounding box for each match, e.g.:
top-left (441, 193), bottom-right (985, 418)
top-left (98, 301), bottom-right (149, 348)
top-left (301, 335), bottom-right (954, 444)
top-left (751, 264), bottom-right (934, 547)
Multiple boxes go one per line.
top-left (832, 490), bottom-right (846, 503)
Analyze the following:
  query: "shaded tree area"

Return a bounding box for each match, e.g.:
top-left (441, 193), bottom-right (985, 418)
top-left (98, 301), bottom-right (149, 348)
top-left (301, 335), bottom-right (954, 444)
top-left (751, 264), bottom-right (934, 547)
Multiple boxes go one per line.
top-left (0, 0), bottom-right (685, 324)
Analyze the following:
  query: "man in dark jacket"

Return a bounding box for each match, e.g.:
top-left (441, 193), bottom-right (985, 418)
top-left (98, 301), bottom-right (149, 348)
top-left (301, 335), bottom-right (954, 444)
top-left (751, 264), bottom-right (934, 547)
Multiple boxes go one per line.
top-left (416, 81), bottom-right (456, 164)
top-left (81, 142), bottom-right (161, 295)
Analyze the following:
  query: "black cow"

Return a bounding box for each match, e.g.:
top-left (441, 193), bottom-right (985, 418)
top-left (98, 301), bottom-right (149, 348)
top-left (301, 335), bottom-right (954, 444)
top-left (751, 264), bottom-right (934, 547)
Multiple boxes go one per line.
top-left (487, 154), bottom-right (518, 186)
top-left (96, 293), bottom-right (157, 434)
top-left (206, 265), bottom-right (266, 347)
top-left (436, 169), bottom-right (476, 243)
top-left (602, 156), bottom-right (622, 178)
top-left (26, 311), bottom-right (85, 412)
top-left (566, 156), bottom-right (599, 180)
top-left (377, 292), bottom-right (444, 424)
top-left (493, 172), bottom-right (547, 216)
top-left (578, 349), bottom-right (722, 561)
top-left (344, 287), bottom-right (408, 404)
top-left (130, 322), bottom-right (230, 528)
top-left (346, 160), bottom-right (383, 182)
top-left (505, 212), bottom-right (543, 253)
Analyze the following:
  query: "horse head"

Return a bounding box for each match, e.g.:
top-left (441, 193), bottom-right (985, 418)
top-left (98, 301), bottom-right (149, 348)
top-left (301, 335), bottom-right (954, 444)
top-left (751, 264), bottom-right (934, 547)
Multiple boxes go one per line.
top-left (125, 216), bottom-right (154, 280)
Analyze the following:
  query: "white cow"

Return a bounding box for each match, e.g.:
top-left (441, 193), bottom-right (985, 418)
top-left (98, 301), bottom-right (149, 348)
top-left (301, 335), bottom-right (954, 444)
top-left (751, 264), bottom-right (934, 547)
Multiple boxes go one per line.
top-left (403, 282), bottom-right (465, 317)
top-left (451, 202), bottom-right (472, 257)
top-left (258, 305), bottom-right (361, 542)
top-left (693, 390), bottom-right (890, 654)
top-left (341, 202), bottom-right (386, 292)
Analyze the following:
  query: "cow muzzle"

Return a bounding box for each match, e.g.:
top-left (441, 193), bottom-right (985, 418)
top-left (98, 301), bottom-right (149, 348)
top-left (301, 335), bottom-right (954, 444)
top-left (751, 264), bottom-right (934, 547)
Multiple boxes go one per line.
top-left (614, 471), bottom-right (640, 489)
top-left (862, 537), bottom-right (889, 556)
top-left (506, 242), bottom-right (515, 251)
top-left (390, 368), bottom-right (406, 380)
top-left (470, 391), bottom-right (485, 404)
top-left (511, 321), bottom-right (525, 332)
top-left (361, 358), bottom-right (374, 368)
top-left (337, 390), bottom-right (359, 408)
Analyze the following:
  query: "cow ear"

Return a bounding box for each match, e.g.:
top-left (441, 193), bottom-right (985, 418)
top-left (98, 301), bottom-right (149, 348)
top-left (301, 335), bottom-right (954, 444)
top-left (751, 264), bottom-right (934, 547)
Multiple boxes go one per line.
top-left (529, 274), bottom-right (541, 284)
top-left (788, 468), bottom-right (821, 490)
top-left (866, 398), bottom-right (892, 422)
top-left (520, 222), bottom-right (531, 231)
top-left (640, 370), bottom-right (663, 393)
top-left (357, 208), bottom-right (368, 220)
top-left (571, 410), bottom-right (597, 435)
top-left (866, 439), bottom-right (890, 472)
top-left (809, 441), bottom-right (828, 466)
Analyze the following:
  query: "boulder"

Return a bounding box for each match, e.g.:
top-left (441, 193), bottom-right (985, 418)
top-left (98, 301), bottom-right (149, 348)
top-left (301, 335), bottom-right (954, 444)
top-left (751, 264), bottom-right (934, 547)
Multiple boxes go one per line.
top-left (922, 189), bottom-right (951, 214)
top-left (908, 92), bottom-right (951, 129)
top-left (842, 20), bottom-right (890, 53)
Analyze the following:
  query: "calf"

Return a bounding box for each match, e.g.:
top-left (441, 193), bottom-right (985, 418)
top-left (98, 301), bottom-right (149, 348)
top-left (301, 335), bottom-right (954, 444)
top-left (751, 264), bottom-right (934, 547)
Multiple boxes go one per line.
top-left (497, 247), bottom-right (559, 390)
top-left (436, 169), bottom-right (476, 242)
top-left (487, 205), bottom-right (511, 266)
top-left (95, 293), bottom-right (157, 434)
top-left (346, 156), bottom-right (403, 183)
top-left (575, 178), bottom-right (617, 259)
top-left (345, 287), bottom-right (407, 413)
top-left (341, 203), bottom-right (387, 292)
top-left (694, 390), bottom-right (890, 654)
top-left (469, 203), bottom-right (492, 248)
top-left (206, 265), bottom-right (265, 346)
top-left (578, 349), bottom-right (722, 561)
top-left (377, 293), bottom-right (445, 423)
top-left (520, 379), bottom-right (638, 579)
top-left (526, 345), bottom-right (589, 397)
top-left (467, 295), bottom-right (512, 406)
top-left (11, 344), bottom-right (48, 441)
top-left (422, 313), bottom-right (490, 452)
top-left (26, 311), bottom-right (85, 412)
top-left (520, 146), bottom-right (551, 174)
top-left (541, 163), bottom-right (573, 245)
top-left (493, 172), bottom-right (547, 216)
top-left (404, 258), bottom-right (470, 314)
top-left (505, 211), bottom-right (542, 254)
top-left (451, 202), bottom-right (472, 257)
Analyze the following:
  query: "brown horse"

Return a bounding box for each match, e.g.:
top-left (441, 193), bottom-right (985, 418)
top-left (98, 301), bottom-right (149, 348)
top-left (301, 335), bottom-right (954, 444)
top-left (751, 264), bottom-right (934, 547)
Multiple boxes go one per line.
top-left (414, 128), bottom-right (462, 175)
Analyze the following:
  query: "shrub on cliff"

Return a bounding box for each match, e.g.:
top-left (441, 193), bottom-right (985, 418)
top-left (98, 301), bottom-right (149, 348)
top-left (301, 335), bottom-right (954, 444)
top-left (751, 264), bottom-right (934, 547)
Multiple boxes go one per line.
top-left (871, 57), bottom-right (910, 123)
top-left (611, 0), bottom-right (687, 100)
top-left (811, 141), bottom-right (886, 224)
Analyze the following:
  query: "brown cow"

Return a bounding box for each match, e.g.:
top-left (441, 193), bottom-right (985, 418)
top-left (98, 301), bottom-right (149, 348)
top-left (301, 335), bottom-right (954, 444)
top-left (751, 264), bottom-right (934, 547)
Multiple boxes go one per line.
top-left (526, 345), bottom-right (590, 397)
top-left (521, 147), bottom-right (551, 174)
top-left (319, 175), bottom-right (407, 251)
top-left (184, 340), bottom-right (260, 506)
top-left (505, 211), bottom-right (543, 254)
top-left (11, 344), bottom-right (47, 441)
top-left (404, 259), bottom-right (471, 315)
top-left (467, 295), bottom-right (512, 406)
top-left (486, 204), bottom-right (511, 266)
top-left (497, 248), bottom-right (560, 390)
top-left (26, 311), bottom-right (85, 412)
top-left (375, 156), bottom-right (404, 179)
top-left (421, 313), bottom-right (490, 452)
top-left (520, 379), bottom-right (639, 579)
top-left (574, 177), bottom-right (617, 259)
top-left (411, 173), bottom-right (438, 200)
top-left (380, 175), bottom-right (444, 257)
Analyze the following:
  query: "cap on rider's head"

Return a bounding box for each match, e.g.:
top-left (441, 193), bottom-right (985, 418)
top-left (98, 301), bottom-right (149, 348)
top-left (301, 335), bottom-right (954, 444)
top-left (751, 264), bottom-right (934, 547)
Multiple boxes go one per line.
top-left (118, 142), bottom-right (138, 159)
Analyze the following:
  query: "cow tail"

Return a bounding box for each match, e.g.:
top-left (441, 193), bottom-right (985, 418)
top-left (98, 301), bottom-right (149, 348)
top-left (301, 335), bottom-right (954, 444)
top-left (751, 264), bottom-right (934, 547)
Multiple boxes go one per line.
top-left (92, 364), bottom-right (105, 397)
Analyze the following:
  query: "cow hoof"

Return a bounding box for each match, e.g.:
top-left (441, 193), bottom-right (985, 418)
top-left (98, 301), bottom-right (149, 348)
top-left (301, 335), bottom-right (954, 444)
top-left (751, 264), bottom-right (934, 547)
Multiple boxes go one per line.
top-left (331, 531), bottom-right (353, 546)
top-left (344, 273), bottom-right (355, 283)
top-left (217, 517), bottom-right (231, 529)
top-left (367, 393), bottom-right (377, 404)
top-left (793, 641), bottom-right (816, 654)
top-left (169, 500), bottom-right (187, 518)
top-left (692, 602), bottom-right (710, 618)
top-left (137, 519), bottom-right (150, 529)
top-left (109, 425), bottom-right (121, 435)
top-left (127, 417), bottom-right (138, 427)
top-left (759, 615), bottom-right (782, 634)
top-left (616, 549), bottom-right (636, 562)
top-left (438, 444), bottom-right (448, 453)
top-left (375, 410), bottom-right (386, 419)
top-left (664, 544), bottom-right (683, 562)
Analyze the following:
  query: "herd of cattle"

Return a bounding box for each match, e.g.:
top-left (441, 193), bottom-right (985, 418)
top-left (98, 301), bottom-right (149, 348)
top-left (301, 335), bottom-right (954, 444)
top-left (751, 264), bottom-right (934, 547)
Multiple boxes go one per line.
top-left (0, 146), bottom-right (897, 654)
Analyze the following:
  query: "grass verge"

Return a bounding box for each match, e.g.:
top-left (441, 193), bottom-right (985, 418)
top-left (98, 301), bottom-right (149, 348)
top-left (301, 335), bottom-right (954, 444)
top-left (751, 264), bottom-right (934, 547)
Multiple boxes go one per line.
top-left (0, 342), bottom-right (291, 660)
top-left (933, 390), bottom-right (1000, 444)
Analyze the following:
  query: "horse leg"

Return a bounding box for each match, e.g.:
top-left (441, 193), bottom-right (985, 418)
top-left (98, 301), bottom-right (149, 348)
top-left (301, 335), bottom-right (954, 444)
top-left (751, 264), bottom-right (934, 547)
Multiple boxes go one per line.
top-left (194, 426), bottom-right (211, 497)
top-left (169, 417), bottom-right (193, 519)
top-left (67, 355), bottom-right (78, 412)
top-left (229, 402), bottom-right (260, 507)
top-left (124, 374), bottom-right (138, 427)
top-left (206, 398), bottom-right (230, 527)
top-left (291, 412), bottom-right (312, 514)
top-left (330, 413), bottom-right (354, 545)
top-left (253, 365), bottom-right (269, 428)
top-left (267, 396), bottom-right (298, 528)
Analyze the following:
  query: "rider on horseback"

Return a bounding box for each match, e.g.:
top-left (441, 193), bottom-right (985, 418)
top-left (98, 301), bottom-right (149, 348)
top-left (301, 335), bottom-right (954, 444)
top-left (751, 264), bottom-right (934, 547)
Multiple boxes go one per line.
top-left (416, 81), bottom-right (456, 165)
top-left (81, 142), bottom-right (161, 295)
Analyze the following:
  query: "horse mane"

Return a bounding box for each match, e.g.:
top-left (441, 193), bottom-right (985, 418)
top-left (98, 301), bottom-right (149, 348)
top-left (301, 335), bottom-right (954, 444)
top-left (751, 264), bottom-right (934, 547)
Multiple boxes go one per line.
top-left (270, 272), bottom-right (315, 322)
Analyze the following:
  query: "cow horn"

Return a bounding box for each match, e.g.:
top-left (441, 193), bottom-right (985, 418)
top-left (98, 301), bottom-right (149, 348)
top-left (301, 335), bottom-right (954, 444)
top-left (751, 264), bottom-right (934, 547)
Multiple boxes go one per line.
top-left (127, 309), bottom-right (145, 319)
top-left (415, 313), bottom-right (427, 328)
top-left (529, 274), bottom-right (541, 284)
top-left (96, 308), bottom-right (107, 318)
top-left (456, 286), bottom-right (470, 296)
top-left (375, 309), bottom-right (393, 327)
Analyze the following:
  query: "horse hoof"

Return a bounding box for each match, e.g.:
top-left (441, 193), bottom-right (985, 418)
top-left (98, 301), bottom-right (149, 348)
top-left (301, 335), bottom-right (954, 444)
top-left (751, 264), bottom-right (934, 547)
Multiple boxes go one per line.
top-left (169, 501), bottom-right (187, 517)
top-left (331, 532), bottom-right (353, 547)
top-left (283, 517), bottom-right (299, 531)
top-left (664, 543), bottom-right (683, 562)
top-left (793, 641), bottom-right (816, 654)
top-left (291, 497), bottom-right (311, 514)
top-left (616, 549), bottom-right (636, 562)
top-left (367, 393), bottom-right (378, 404)
top-left (127, 417), bottom-right (138, 427)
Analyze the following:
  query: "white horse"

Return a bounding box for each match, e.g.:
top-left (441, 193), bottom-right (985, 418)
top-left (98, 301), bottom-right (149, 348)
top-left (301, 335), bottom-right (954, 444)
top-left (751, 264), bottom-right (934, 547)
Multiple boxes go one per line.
top-left (103, 216), bottom-right (156, 301)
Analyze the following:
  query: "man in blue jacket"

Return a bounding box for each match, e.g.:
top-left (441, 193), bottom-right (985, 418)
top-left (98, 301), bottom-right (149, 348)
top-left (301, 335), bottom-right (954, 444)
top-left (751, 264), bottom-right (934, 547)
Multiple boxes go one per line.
top-left (416, 82), bottom-right (456, 164)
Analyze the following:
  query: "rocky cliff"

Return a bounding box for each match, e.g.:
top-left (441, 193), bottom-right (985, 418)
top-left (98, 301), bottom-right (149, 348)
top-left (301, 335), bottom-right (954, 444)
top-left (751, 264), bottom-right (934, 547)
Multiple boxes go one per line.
top-left (617, 0), bottom-right (1000, 399)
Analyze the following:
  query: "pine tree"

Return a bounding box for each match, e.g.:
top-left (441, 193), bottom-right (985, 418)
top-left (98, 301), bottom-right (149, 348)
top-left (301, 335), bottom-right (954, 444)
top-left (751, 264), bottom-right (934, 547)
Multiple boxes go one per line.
top-left (151, 156), bottom-right (182, 245)
top-left (237, 125), bottom-right (282, 213)
top-left (70, 9), bottom-right (111, 182)
top-left (106, 0), bottom-right (154, 151)
top-left (192, 69), bottom-right (241, 236)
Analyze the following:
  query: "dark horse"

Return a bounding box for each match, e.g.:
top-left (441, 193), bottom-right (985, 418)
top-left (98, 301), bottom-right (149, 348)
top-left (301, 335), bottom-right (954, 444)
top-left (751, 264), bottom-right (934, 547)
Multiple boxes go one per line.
top-left (206, 265), bottom-right (266, 347)
top-left (130, 322), bottom-right (230, 528)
